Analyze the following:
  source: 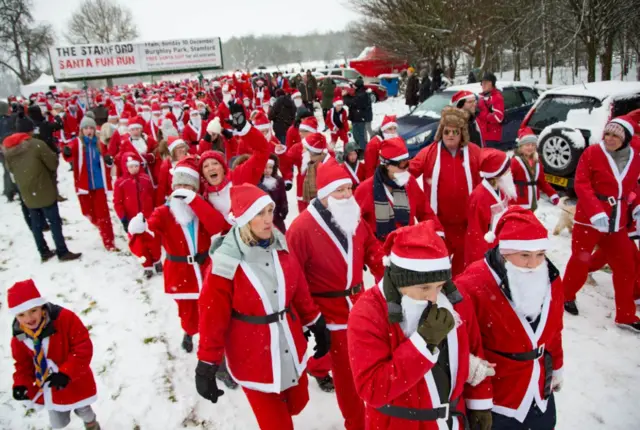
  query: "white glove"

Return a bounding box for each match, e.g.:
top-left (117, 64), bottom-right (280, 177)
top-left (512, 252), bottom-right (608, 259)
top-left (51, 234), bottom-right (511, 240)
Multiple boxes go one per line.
top-left (171, 188), bottom-right (196, 204)
top-left (467, 354), bottom-right (496, 387)
top-left (551, 373), bottom-right (563, 392)
top-left (128, 213), bottom-right (148, 235)
top-left (591, 213), bottom-right (609, 232)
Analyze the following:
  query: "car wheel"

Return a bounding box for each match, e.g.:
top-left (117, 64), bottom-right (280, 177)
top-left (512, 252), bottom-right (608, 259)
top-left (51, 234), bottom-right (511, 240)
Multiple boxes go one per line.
top-left (369, 92), bottom-right (377, 104)
top-left (539, 129), bottom-right (582, 177)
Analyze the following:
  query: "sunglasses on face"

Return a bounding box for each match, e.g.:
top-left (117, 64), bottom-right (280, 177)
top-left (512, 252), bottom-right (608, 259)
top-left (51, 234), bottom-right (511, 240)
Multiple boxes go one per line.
top-left (443, 129), bottom-right (460, 136)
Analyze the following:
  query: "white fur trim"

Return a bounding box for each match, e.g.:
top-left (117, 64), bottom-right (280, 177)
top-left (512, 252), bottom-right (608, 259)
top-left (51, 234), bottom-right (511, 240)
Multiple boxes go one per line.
top-left (9, 297), bottom-right (47, 315)
top-left (233, 194), bottom-right (274, 227)
top-left (128, 123), bottom-right (143, 130)
top-left (173, 166), bottom-right (200, 180)
top-left (317, 178), bottom-right (352, 200)
top-left (389, 253), bottom-right (451, 272)
top-left (409, 332), bottom-right (439, 362)
top-left (466, 398), bottom-right (494, 410)
top-left (383, 152), bottom-right (409, 162)
top-left (255, 122), bottom-right (271, 131)
top-left (299, 124), bottom-right (317, 133)
top-left (382, 255), bottom-right (391, 266)
top-left (611, 118), bottom-right (635, 136)
top-left (480, 155), bottom-right (510, 178)
top-left (333, 100), bottom-right (344, 107)
top-left (303, 138), bottom-right (323, 154)
top-left (380, 121), bottom-right (398, 131)
top-left (499, 238), bottom-right (551, 251)
top-left (235, 122), bottom-right (251, 137)
top-left (484, 231), bottom-right (496, 243)
top-left (126, 159), bottom-right (140, 167)
top-left (168, 138), bottom-right (186, 153)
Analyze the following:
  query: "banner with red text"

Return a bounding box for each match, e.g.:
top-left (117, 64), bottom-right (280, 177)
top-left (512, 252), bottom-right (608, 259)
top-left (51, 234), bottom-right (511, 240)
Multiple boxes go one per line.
top-left (49, 38), bottom-right (223, 82)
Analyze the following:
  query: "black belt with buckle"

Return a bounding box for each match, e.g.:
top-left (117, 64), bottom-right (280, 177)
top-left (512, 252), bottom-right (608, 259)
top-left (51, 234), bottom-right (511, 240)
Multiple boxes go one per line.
top-left (231, 307), bottom-right (294, 324)
top-left (491, 345), bottom-right (554, 399)
top-left (377, 398), bottom-right (465, 424)
top-left (311, 283), bottom-right (363, 298)
top-left (596, 193), bottom-right (622, 233)
top-left (165, 251), bottom-right (208, 265)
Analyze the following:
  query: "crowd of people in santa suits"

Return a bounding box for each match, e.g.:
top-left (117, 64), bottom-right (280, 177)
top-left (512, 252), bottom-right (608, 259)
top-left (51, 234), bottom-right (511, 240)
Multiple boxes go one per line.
top-left (5, 67), bottom-right (640, 430)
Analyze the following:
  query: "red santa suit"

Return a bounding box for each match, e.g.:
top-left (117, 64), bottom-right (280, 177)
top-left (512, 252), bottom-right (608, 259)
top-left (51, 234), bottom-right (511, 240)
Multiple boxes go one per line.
top-left (348, 222), bottom-right (492, 430)
top-left (325, 100), bottom-right (349, 146)
top-left (343, 159), bottom-right (366, 189)
top-left (236, 111), bottom-right (283, 156)
top-left (364, 115), bottom-right (398, 179)
top-left (198, 184), bottom-right (323, 430)
top-left (464, 149), bottom-right (512, 268)
top-left (144, 117), bottom-right (160, 142)
top-left (477, 87), bottom-right (505, 145)
top-left (253, 83), bottom-right (271, 108)
top-left (59, 111), bottom-right (79, 145)
top-left (286, 164), bottom-right (385, 430)
top-left (116, 119), bottom-right (159, 185)
top-left (182, 114), bottom-right (208, 153)
top-left (9, 280), bottom-right (97, 413)
top-left (563, 118), bottom-right (640, 325)
top-left (455, 207), bottom-right (564, 425)
top-left (410, 139), bottom-right (481, 275)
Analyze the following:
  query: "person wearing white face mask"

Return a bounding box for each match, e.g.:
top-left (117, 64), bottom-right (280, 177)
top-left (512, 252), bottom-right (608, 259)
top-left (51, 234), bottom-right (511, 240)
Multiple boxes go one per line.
top-left (355, 137), bottom-right (443, 245)
top-left (348, 220), bottom-right (493, 430)
top-left (363, 115), bottom-right (398, 179)
top-left (287, 161), bottom-right (385, 426)
top-left (464, 148), bottom-right (517, 268)
top-left (456, 206), bottom-right (564, 430)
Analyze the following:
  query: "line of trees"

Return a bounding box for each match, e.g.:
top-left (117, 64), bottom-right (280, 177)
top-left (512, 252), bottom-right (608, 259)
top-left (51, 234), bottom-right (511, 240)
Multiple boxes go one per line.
top-left (350, 0), bottom-right (640, 82)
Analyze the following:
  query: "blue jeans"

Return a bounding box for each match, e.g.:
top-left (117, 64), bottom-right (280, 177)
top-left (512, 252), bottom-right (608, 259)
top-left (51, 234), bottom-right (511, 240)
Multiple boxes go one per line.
top-left (492, 393), bottom-right (556, 430)
top-left (352, 122), bottom-right (366, 150)
top-left (29, 202), bottom-right (69, 257)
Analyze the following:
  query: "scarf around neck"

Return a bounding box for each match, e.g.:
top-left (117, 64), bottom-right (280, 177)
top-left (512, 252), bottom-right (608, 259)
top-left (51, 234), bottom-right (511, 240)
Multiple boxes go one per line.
top-left (20, 310), bottom-right (51, 391)
top-left (373, 167), bottom-right (410, 240)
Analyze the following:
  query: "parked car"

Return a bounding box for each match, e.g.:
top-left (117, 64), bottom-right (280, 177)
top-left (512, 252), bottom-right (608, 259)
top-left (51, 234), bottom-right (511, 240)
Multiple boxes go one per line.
top-left (317, 68), bottom-right (362, 80)
top-left (316, 75), bottom-right (388, 104)
top-left (399, 82), bottom-right (541, 157)
top-left (519, 81), bottom-right (640, 190)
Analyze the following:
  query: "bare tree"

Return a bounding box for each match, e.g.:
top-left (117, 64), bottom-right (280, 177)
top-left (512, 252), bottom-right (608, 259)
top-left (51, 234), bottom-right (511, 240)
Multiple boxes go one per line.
top-left (0, 0), bottom-right (54, 84)
top-left (65, 0), bottom-right (138, 44)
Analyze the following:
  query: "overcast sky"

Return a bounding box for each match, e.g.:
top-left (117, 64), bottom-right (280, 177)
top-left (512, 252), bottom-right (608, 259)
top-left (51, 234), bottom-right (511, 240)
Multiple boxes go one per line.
top-left (33, 0), bottom-right (358, 44)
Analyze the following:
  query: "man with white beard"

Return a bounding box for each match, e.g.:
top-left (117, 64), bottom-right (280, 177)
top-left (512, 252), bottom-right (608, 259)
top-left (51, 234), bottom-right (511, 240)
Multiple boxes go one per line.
top-left (287, 161), bottom-right (386, 429)
top-left (464, 148), bottom-right (517, 268)
top-left (456, 206), bottom-right (564, 430)
top-left (182, 109), bottom-right (207, 153)
top-left (347, 221), bottom-right (493, 430)
top-left (128, 157), bottom-right (225, 352)
top-left (115, 116), bottom-right (158, 184)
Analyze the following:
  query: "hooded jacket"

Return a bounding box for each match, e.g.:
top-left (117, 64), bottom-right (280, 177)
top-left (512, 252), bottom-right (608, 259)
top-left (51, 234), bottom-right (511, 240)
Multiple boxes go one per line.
top-left (3, 133), bottom-right (59, 209)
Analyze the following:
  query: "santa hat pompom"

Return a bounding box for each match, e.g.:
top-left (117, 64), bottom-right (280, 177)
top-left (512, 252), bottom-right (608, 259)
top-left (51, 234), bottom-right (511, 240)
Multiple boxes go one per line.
top-left (382, 255), bottom-right (391, 267)
top-left (484, 231), bottom-right (496, 243)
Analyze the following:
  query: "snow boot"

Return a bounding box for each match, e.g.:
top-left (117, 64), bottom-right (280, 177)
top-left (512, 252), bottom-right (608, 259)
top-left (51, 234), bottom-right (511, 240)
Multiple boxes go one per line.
top-left (85, 420), bottom-right (100, 430)
top-left (616, 321), bottom-right (640, 333)
top-left (41, 249), bottom-right (56, 263)
top-left (564, 300), bottom-right (579, 316)
top-left (143, 268), bottom-right (154, 279)
top-left (182, 334), bottom-right (193, 353)
top-left (154, 261), bottom-right (164, 274)
top-left (314, 375), bottom-right (335, 393)
top-left (216, 368), bottom-right (239, 389)
top-left (59, 251), bottom-right (82, 262)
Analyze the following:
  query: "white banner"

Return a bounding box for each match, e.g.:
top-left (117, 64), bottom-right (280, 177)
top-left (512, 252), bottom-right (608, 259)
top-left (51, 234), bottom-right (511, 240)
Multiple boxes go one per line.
top-left (49, 38), bottom-right (223, 81)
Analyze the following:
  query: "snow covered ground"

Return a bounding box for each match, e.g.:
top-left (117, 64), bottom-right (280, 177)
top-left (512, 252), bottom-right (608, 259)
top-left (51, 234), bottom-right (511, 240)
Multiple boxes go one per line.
top-left (1, 97), bottom-right (639, 429)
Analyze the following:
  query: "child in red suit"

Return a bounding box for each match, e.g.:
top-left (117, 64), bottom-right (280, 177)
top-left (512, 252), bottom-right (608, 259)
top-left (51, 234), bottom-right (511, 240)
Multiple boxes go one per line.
top-left (114, 152), bottom-right (162, 278)
top-left (9, 280), bottom-right (100, 430)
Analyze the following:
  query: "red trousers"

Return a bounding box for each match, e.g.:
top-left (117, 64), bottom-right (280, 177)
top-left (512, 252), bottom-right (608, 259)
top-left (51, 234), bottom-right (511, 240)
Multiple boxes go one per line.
top-left (443, 222), bottom-right (467, 277)
top-left (175, 299), bottom-right (199, 335)
top-left (589, 241), bottom-right (640, 300)
top-left (331, 130), bottom-right (349, 146)
top-left (564, 225), bottom-right (638, 324)
top-left (243, 373), bottom-right (309, 430)
top-left (78, 189), bottom-right (115, 250)
top-left (329, 330), bottom-right (365, 430)
top-left (307, 353), bottom-right (331, 378)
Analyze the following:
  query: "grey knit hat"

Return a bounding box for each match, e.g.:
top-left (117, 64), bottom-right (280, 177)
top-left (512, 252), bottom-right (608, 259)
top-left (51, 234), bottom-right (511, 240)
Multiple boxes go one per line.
top-left (80, 116), bottom-right (97, 129)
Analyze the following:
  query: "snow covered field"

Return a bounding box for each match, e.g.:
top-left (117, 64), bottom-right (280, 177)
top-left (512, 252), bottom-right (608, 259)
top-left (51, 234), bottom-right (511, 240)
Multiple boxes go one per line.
top-left (1, 97), bottom-right (639, 429)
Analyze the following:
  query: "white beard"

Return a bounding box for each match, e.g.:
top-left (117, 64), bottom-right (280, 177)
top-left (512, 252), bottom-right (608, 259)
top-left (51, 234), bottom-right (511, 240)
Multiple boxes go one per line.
top-left (383, 132), bottom-right (398, 140)
top-left (223, 94), bottom-right (232, 103)
top-left (498, 171), bottom-right (517, 199)
top-left (294, 99), bottom-right (303, 108)
top-left (301, 150), bottom-right (311, 174)
top-left (262, 175), bottom-right (278, 191)
top-left (152, 116), bottom-right (160, 126)
top-left (169, 197), bottom-right (196, 226)
top-left (162, 109), bottom-right (171, 116)
top-left (131, 137), bottom-right (147, 154)
top-left (172, 108), bottom-right (182, 119)
top-left (207, 183), bottom-right (232, 222)
top-left (327, 196), bottom-right (361, 236)
top-left (393, 171), bottom-right (411, 187)
top-left (191, 118), bottom-right (202, 130)
top-left (505, 260), bottom-right (550, 321)
top-left (399, 294), bottom-right (430, 337)
top-left (115, 101), bottom-right (124, 111)
top-left (118, 125), bottom-right (128, 135)
top-left (141, 112), bottom-right (151, 122)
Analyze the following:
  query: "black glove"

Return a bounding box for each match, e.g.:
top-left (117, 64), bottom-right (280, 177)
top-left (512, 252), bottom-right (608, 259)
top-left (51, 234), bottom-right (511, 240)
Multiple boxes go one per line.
top-left (487, 104), bottom-right (494, 113)
top-left (203, 133), bottom-right (212, 143)
top-left (121, 218), bottom-right (129, 232)
top-left (228, 102), bottom-right (247, 132)
top-left (62, 145), bottom-right (72, 158)
top-left (104, 155), bottom-right (114, 167)
top-left (307, 315), bottom-right (331, 358)
top-left (417, 304), bottom-right (455, 349)
top-left (468, 409), bottom-right (492, 430)
top-left (221, 129), bottom-right (234, 140)
top-left (195, 361), bottom-right (224, 403)
top-left (285, 182), bottom-right (293, 192)
top-left (45, 372), bottom-right (70, 390)
top-left (13, 386), bottom-right (29, 401)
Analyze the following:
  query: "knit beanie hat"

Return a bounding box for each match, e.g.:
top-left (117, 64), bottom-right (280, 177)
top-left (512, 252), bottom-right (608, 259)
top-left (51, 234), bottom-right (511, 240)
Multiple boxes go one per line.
top-left (80, 116), bottom-right (97, 129)
top-left (172, 156), bottom-right (201, 190)
top-left (16, 113), bottom-right (34, 133)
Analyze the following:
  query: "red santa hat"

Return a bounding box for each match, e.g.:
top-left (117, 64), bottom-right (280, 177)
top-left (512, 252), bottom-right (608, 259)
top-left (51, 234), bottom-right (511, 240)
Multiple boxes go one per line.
top-left (172, 156), bottom-right (201, 190)
top-left (95, 94), bottom-right (105, 105)
top-left (316, 161), bottom-right (352, 200)
top-left (151, 102), bottom-right (162, 114)
top-left (380, 115), bottom-right (398, 132)
top-left (379, 137), bottom-right (409, 163)
top-left (199, 150), bottom-right (228, 175)
top-left (125, 154), bottom-right (141, 167)
top-left (189, 109), bottom-right (200, 117)
top-left (253, 111), bottom-right (271, 131)
top-left (489, 206), bottom-right (551, 251)
top-left (7, 279), bottom-right (47, 316)
top-left (299, 116), bottom-right (318, 133)
top-left (451, 90), bottom-right (476, 108)
top-left (480, 148), bottom-right (510, 178)
top-left (516, 127), bottom-right (538, 147)
top-left (229, 184), bottom-right (274, 227)
top-left (128, 116), bottom-right (145, 130)
top-left (292, 91), bottom-right (302, 99)
top-left (382, 221), bottom-right (451, 273)
top-left (167, 136), bottom-right (187, 154)
top-left (119, 111), bottom-right (131, 124)
top-left (333, 95), bottom-right (344, 107)
top-left (107, 105), bottom-right (119, 120)
top-left (302, 132), bottom-right (327, 154)
top-left (605, 114), bottom-right (639, 145)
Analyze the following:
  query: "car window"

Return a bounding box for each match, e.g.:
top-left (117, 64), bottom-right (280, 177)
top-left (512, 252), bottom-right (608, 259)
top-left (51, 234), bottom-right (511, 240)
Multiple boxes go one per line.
top-left (521, 88), bottom-right (539, 105)
top-left (612, 94), bottom-right (640, 117)
top-left (331, 70), bottom-right (343, 77)
top-left (343, 70), bottom-right (360, 80)
top-left (410, 91), bottom-right (456, 118)
top-left (502, 88), bottom-right (524, 110)
top-left (527, 95), bottom-right (601, 130)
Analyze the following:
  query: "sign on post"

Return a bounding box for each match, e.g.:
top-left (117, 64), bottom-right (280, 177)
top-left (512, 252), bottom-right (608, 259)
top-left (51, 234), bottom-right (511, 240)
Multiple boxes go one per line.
top-left (49, 38), bottom-right (223, 82)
